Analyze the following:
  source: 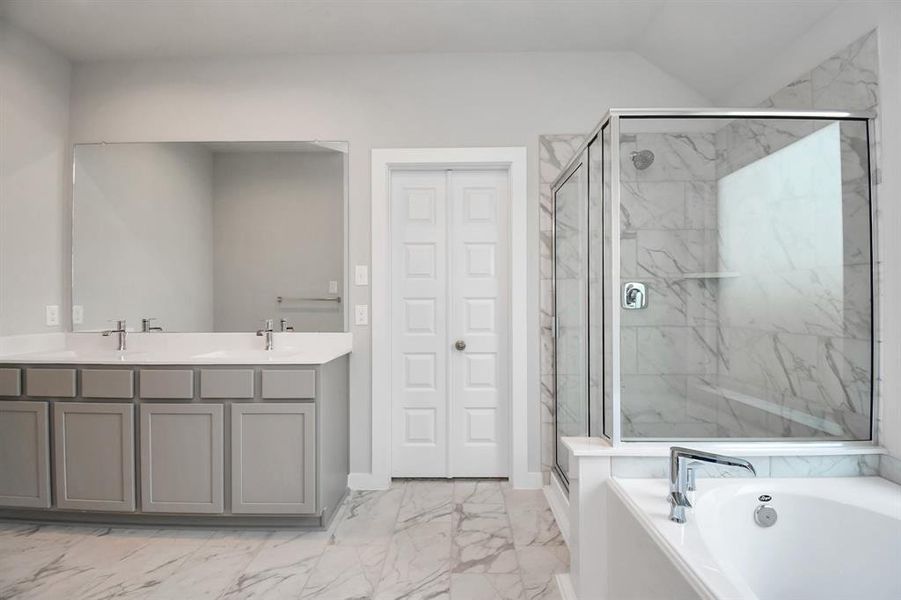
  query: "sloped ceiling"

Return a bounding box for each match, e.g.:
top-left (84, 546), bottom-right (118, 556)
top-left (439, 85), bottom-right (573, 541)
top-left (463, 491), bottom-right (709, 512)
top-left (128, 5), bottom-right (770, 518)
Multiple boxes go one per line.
top-left (0, 0), bottom-right (843, 102)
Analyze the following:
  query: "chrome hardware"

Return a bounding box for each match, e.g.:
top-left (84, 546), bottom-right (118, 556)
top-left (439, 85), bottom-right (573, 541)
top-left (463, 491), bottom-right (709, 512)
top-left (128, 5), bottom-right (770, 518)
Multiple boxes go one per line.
top-left (141, 317), bottom-right (163, 332)
top-left (102, 319), bottom-right (128, 351)
top-left (754, 504), bottom-right (778, 527)
top-left (256, 319), bottom-right (275, 351)
top-left (454, 340), bottom-right (466, 351)
top-left (623, 282), bottom-right (647, 309)
top-left (280, 318), bottom-right (295, 332)
top-left (668, 446), bottom-right (756, 524)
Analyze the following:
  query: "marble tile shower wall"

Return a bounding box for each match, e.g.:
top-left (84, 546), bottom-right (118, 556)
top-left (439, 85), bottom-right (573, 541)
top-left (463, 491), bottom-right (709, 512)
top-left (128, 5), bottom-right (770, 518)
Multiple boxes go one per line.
top-left (618, 132), bottom-right (722, 438)
top-left (539, 134), bottom-right (585, 482)
top-left (707, 30), bottom-right (878, 441)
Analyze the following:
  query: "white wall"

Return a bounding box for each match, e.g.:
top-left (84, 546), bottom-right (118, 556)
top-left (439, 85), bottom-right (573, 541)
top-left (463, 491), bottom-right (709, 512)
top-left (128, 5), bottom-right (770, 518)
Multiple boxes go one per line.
top-left (212, 151), bottom-right (344, 332)
top-left (722, 1), bottom-right (901, 459)
top-left (68, 50), bottom-right (709, 476)
top-left (73, 143), bottom-right (214, 332)
top-left (0, 22), bottom-right (71, 335)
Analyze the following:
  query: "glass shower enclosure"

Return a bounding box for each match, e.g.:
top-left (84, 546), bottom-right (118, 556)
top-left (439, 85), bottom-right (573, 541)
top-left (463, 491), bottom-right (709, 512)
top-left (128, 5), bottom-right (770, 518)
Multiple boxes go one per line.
top-left (552, 109), bottom-right (876, 484)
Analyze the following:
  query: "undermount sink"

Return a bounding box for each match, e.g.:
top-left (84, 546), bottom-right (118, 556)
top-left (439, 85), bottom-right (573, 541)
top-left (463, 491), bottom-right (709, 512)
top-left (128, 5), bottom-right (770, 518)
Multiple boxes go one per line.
top-left (191, 349), bottom-right (307, 361)
top-left (14, 349), bottom-right (149, 362)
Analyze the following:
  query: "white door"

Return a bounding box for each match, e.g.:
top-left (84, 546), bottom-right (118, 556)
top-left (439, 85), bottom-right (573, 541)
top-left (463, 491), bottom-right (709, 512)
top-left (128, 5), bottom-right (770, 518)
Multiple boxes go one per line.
top-left (391, 169), bottom-right (509, 477)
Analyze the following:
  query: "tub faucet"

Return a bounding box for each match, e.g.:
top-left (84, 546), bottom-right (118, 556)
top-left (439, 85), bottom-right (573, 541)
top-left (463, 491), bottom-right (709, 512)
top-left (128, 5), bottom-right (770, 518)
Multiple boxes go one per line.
top-left (257, 319), bottom-right (274, 351)
top-left (668, 446), bottom-right (756, 524)
top-left (102, 319), bottom-right (128, 351)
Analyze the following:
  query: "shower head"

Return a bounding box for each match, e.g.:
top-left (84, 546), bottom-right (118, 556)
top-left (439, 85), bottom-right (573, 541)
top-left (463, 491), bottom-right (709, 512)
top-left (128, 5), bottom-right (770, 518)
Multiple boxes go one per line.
top-left (630, 149), bottom-right (655, 170)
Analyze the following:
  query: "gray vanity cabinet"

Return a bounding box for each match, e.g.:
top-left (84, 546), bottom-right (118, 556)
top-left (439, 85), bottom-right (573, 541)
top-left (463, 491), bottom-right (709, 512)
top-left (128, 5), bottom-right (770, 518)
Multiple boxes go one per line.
top-left (54, 402), bottom-right (135, 512)
top-left (140, 403), bottom-right (224, 513)
top-left (0, 401), bottom-right (50, 508)
top-left (231, 403), bottom-right (316, 514)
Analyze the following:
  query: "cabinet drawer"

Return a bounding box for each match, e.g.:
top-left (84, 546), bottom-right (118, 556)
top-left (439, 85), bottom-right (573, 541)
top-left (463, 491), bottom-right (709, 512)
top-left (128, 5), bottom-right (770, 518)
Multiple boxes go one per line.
top-left (200, 369), bottom-right (254, 399)
top-left (140, 369), bottom-right (194, 399)
top-left (0, 368), bottom-right (21, 397)
top-left (26, 368), bottom-right (76, 398)
top-left (82, 369), bottom-right (134, 399)
top-left (261, 369), bottom-right (315, 399)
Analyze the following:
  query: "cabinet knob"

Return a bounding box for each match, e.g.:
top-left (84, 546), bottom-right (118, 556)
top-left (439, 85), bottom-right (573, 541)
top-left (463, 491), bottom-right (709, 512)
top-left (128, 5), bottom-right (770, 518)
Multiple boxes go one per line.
top-left (454, 340), bottom-right (466, 351)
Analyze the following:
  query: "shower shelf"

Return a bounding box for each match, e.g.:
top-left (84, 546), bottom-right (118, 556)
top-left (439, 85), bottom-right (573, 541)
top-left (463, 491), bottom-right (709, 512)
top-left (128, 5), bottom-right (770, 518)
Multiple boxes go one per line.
top-left (678, 272), bottom-right (741, 280)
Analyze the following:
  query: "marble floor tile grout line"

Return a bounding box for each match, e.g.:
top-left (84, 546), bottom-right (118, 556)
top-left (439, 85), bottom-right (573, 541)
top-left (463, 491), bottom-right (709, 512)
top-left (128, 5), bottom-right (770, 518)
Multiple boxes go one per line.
top-left (502, 485), bottom-right (533, 600)
top-left (370, 480), bottom-right (410, 598)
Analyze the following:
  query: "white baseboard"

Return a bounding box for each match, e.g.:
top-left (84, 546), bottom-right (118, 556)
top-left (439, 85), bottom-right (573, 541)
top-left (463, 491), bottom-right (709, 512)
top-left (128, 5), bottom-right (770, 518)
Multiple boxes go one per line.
top-left (347, 472), bottom-right (390, 490)
top-left (349, 470), bottom-right (542, 490)
top-left (555, 573), bottom-right (577, 600)
top-left (544, 471), bottom-right (570, 547)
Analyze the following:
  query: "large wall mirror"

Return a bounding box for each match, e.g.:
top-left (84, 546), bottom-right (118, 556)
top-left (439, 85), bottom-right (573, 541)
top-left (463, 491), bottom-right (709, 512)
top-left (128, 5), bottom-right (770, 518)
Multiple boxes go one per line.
top-left (72, 141), bottom-right (348, 333)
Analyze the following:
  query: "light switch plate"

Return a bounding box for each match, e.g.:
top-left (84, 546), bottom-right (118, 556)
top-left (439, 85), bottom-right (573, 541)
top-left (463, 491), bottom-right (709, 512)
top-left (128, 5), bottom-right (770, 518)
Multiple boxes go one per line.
top-left (355, 265), bottom-right (369, 286)
top-left (355, 304), bottom-right (369, 326)
top-left (72, 305), bottom-right (84, 325)
top-left (45, 305), bottom-right (60, 327)
top-left (329, 280), bottom-right (339, 294)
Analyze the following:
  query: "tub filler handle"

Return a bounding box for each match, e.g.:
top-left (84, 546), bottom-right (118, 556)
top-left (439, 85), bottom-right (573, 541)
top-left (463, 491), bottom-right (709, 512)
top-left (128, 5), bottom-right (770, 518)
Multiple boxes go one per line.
top-left (668, 446), bottom-right (757, 524)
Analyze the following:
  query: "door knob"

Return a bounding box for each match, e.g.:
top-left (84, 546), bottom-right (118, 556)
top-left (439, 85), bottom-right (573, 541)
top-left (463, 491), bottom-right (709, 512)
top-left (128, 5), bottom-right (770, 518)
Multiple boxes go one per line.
top-left (454, 340), bottom-right (466, 351)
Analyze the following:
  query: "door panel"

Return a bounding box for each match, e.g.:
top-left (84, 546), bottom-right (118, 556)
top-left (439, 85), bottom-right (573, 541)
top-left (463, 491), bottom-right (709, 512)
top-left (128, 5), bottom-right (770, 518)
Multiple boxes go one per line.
top-left (231, 403), bottom-right (315, 514)
top-left (54, 402), bottom-right (135, 512)
top-left (449, 170), bottom-right (509, 476)
top-left (391, 171), bottom-right (448, 477)
top-left (0, 401), bottom-right (50, 508)
top-left (140, 403), bottom-right (224, 513)
top-left (391, 169), bottom-right (509, 478)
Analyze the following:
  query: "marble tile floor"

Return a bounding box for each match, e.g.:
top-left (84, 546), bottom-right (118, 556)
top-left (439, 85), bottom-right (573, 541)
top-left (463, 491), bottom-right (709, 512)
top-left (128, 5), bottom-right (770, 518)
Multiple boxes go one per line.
top-left (0, 479), bottom-right (568, 600)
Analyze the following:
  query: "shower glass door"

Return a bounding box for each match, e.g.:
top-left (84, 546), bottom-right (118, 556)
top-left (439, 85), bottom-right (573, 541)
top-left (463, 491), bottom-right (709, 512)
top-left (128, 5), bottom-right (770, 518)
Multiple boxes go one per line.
top-left (554, 150), bottom-right (588, 482)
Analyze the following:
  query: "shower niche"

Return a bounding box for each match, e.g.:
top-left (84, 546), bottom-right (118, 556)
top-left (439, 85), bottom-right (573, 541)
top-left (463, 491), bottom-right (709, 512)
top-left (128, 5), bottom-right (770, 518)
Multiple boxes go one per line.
top-left (552, 109), bottom-right (876, 484)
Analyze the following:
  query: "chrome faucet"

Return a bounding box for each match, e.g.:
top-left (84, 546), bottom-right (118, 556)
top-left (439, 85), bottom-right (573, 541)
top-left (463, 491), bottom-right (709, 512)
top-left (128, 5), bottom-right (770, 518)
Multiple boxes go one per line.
top-left (668, 446), bottom-right (756, 524)
top-left (141, 318), bottom-right (163, 332)
top-left (280, 318), bottom-right (294, 332)
top-left (257, 319), bottom-right (275, 351)
top-left (102, 319), bottom-right (128, 351)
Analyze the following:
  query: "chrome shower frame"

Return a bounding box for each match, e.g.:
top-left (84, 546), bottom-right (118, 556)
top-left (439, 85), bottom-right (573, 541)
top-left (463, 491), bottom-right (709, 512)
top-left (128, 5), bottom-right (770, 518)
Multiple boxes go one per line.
top-left (550, 107), bottom-right (880, 450)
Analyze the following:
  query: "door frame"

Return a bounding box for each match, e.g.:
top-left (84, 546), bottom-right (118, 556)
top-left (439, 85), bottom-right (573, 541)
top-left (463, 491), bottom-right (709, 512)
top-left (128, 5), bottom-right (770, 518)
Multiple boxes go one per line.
top-left (368, 147), bottom-right (535, 489)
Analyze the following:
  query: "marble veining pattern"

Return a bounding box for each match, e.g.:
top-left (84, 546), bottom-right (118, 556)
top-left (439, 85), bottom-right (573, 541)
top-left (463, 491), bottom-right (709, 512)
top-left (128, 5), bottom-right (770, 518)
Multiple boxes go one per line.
top-left (0, 480), bottom-right (568, 600)
top-left (538, 134), bottom-right (585, 482)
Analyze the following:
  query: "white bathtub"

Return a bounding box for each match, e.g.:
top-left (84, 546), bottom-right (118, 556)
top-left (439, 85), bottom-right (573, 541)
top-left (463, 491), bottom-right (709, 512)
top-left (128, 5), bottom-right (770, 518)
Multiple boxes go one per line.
top-left (608, 477), bottom-right (901, 600)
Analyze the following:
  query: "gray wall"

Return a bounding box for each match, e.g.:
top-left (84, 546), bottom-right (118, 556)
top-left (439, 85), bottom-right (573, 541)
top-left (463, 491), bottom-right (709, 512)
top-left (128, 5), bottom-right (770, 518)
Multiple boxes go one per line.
top-left (212, 151), bottom-right (344, 332)
top-left (0, 22), bottom-right (71, 336)
top-left (73, 143), bottom-right (215, 332)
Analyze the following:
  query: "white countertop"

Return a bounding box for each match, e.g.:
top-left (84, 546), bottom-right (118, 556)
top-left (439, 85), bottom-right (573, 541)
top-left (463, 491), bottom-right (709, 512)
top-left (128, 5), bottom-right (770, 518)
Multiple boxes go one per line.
top-left (0, 332), bottom-right (353, 365)
top-left (562, 436), bottom-right (886, 457)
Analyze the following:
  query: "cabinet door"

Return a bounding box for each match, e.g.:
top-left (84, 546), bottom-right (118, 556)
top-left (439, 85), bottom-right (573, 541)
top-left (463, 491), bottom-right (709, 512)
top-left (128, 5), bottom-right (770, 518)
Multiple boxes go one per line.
top-left (231, 403), bottom-right (315, 514)
top-left (0, 401), bottom-right (50, 508)
top-left (140, 403), bottom-right (224, 513)
top-left (54, 402), bottom-right (135, 512)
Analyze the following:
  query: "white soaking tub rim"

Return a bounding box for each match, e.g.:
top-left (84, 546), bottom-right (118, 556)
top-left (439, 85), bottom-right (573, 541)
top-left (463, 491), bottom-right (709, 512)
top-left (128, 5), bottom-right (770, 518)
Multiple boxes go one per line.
top-left (609, 476), bottom-right (901, 600)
